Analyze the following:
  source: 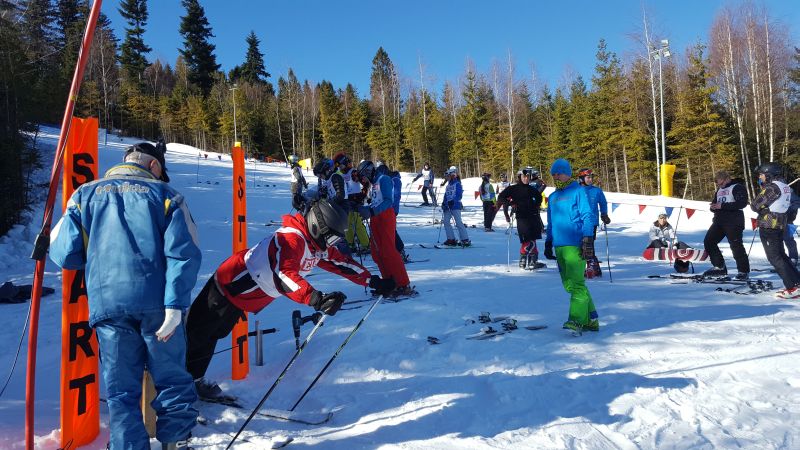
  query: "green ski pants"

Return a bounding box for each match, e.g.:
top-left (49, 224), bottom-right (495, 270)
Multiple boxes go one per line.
top-left (556, 245), bottom-right (597, 325)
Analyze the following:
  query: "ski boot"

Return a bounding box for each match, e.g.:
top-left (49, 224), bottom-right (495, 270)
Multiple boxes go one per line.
top-left (194, 378), bottom-right (223, 400)
top-left (162, 440), bottom-right (191, 450)
top-left (527, 253), bottom-right (546, 270)
top-left (776, 285), bottom-right (800, 299)
top-left (442, 239), bottom-right (458, 246)
top-left (562, 320), bottom-right (584, 336)
top-left (703, 266), bottom-right (727, 277)
top-left (391, 285), bottom-right (419, 298)
top-left (589, 257), bottom-right (602, 277)
top-left (585, 319), bottom-right (600, 332)
top-left (734, 272), bottom-right (749, 281)
top-left (460, 239), bottom-right (472, 247)
top-left (519, 256), bottom-right (527, 269)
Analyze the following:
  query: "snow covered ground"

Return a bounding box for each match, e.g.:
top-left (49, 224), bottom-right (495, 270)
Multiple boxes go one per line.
top-left (1, 126), bottom-right (799, 449)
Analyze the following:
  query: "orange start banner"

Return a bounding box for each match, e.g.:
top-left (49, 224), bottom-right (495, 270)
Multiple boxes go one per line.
top-left (60, 117), bottom-right (100, 448)
top-left (231, 144), bottom-right (250, 380)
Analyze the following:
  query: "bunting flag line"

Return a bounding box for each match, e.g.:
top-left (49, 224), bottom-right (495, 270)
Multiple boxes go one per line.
top-left (686, 208), bottom-right (696, 219)
top-left (665, 206), bottom-right (674, 217)
top-left (474, 191), bottom-right (480, 200)
top-left (638, 204), bottom-right (647, 214)
top-left (610, 203), bottom-right (619, 213)
top-left (417, 185), bottom-right (422, 191)
top-left (751, 218), bottom-right (758, 230)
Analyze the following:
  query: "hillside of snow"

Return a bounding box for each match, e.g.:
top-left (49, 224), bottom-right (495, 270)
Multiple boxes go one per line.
top-left (0, 127), bottom-right (798, 449)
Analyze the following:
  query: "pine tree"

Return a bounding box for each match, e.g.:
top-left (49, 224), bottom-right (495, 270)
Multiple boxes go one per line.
top-left (118, 0), bottom-right (151, 82)
top-left (318, 81), bottom-right (348, 155)
top-left (179, 0), bottom-right (220, 96)
top-left (237, 31), bottom-right (270, 84)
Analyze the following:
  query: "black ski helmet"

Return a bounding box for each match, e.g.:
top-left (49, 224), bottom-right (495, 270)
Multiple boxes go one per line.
top-left (288, 154), bottom-right (300, 166)
top-left (313, 158), bottom-right (334, 178)
top-left (755, 162), bottom-right (784, 182)
top-left (305, 199), bottom-right (348, 249)
top-left (357, 160), bottom-right (376, 183)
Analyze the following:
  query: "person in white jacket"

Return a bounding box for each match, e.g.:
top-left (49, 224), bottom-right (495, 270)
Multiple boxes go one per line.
top-left (647, 214), bottom-right (689, 249)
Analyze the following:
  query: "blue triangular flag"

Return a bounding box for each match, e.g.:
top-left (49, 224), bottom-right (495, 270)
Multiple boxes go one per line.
top-left (665, 206), bottom-right (674, 217)
top-left (611, 203), bottom-right (619, 213)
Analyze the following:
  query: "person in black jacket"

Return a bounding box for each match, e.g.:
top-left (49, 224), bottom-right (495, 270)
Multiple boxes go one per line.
top-left (752, 162), bottom-right (800, 297)
top-left (495, 167), bottom-right (544, 269)
top-left (703, 170), bottom-right (750, 278)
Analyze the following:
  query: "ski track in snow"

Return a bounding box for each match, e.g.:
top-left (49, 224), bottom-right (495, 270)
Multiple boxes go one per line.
top-left (0, 126), bottom-right (799, 449)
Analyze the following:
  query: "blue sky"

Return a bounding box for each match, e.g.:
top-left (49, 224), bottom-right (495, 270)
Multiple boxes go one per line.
top-left (105, 0), bottom-right (799, 95)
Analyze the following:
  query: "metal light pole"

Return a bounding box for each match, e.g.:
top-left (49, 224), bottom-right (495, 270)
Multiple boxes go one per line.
top-left (229, 83), bottom-right (239, 145)
top-left (651, 40), bottom-right (670, 168)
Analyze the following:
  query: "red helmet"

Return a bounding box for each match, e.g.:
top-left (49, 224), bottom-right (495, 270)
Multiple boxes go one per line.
top-left (578, 168), bottom-right (593, 178)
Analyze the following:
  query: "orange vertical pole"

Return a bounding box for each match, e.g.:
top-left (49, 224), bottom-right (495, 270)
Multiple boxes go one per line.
top-left (230, 144), bottom-right (249, 379)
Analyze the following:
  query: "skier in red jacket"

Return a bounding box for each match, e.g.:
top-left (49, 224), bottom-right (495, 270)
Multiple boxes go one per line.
top-left (186, 199), bottom-right (395, 400)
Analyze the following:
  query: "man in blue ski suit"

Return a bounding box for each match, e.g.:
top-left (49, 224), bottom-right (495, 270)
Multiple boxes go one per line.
top-left (50, 142), bottom-right (202, 450)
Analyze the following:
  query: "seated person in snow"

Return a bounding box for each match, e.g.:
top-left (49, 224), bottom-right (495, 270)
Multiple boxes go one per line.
top-left (186, 199), bottom-right (395, 401)
top-left (648, 213), bottom-right (689, 249)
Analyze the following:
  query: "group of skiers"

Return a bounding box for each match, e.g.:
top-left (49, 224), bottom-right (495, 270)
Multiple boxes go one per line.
top-left (701, 165), bottom-right (800, 298)
top-left (45, 139), bottom-right (799, 448)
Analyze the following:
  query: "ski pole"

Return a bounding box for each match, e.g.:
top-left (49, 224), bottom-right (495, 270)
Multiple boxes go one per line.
top-left (603, 224), bottom-right (613, 283)
top-left (747, 226), bottom-right (759, 257)
top-left (289, 296), bottom-right (385, 412)
top-left (506, 213), bottom-right (515, 272)
top-left (436, 207), bottom-right (445, 243)
top-left (292, 310), bottom-right (322, 350)
top-left (226, 315), bottom-right (328, 449)
top-left (668, 205), bottom-right (684, 266)
top-left (196, 153), bottom-right (200, 184)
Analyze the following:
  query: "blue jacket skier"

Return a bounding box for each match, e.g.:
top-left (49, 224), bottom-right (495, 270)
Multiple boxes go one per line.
top-left (50, 142), bottom-right (202, 450)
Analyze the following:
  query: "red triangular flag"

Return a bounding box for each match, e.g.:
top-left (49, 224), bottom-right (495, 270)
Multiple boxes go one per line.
top-left (751, 218), bottom-right (758, 230)
top-left (474, 191), bottom-right (480, 200)
top-left (685, 208), bottom-right (695, 219)
top-left (417, 185), bottom-right (422, 191)
top-left (638, 204), bottom-right (646, 214)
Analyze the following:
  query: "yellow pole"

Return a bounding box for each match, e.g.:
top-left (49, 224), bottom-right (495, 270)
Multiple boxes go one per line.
top-left (660, 164), bottom-right (676, 197)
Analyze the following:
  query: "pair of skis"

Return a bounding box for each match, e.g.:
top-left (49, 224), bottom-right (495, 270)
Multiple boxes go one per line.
top-left (427, 312), bottom-right (548, 343)
top-left (222, 296), bottom-right (385, 449)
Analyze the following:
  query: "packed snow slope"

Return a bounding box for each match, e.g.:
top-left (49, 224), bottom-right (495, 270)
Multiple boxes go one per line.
top-left (1, 127), bottom-right (799, 449)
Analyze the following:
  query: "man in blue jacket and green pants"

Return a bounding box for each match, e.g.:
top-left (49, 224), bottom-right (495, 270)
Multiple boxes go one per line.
top-left (544, 158), bottom-right (599, 333)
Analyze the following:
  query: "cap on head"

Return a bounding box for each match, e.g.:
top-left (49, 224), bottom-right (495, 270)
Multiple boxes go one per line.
top-left (521, 166), bottom-right (538, 178)
top-left (658, 213), bottom-right (667, 219)
top-left (288, 154), bottom-right (300, 164)
top-left (446, 166), bottom-right (458, 176)
top-left (125, 142), bottom-right (169, 182)
top-left (550, 158), bottom-right (572, 176)
top-left (481, 172), bottom-right (491, 180)
top-left (305, 199), bottom-right (348, 249)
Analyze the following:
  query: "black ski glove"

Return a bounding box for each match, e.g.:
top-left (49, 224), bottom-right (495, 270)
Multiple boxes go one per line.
top-left (601, 214), bottom-right (611, 225)
top-left (581, 236), bottom-right (595, 260)
top-left (309, 290), bottom-right (346, 316)
top-left (292, 193), bottom-right (305, 211)
top-left (368, 275), bottom-right (396, 296)
top-left (544, 241), bottom-right (555, 260)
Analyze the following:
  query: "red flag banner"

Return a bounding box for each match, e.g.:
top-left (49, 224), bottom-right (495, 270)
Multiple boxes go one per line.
top-left (751, 218), bottom-right (758, 230)
top-left (417, 185), bottom-right (422, 191)
top-left (60, 117), bottom-right (100, 448)
top-left (231, 144), bottom-right (249, 380)
top-left (638, 205), bottom-right (647, 214)
top-left (474, 191), bottom-right (480, 200)
top-left (685, 208), bottom-right (696, 219)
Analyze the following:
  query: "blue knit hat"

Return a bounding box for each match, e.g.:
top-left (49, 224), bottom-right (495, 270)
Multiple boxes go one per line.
top-left (550, 158), bottom-right (572, 176)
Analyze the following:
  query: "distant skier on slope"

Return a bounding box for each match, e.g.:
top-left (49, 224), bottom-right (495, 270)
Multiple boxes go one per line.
top-left (577, 168), bottom-right (610, 278)
top-left (495, 167), bottom-right (544, 270)
top-left (412, 162), bottom-right (437, 206)
top-left (479, 173), bottom-right (497, 232)
top-left (186, 199), bottom-right (395, 401)
top-left (289, 154), bottom-right (308, 211)
top-left (440, 166), bottom-right (471, 247)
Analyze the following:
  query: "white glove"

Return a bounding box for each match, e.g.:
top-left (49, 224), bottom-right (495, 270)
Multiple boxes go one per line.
top-left (156, 309), bottom-right (182, 342)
